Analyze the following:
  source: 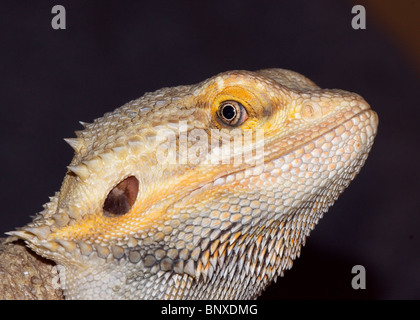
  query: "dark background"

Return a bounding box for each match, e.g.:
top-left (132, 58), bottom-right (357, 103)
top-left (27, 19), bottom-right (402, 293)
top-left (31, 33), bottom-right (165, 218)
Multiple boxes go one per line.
top-left (0, 1), bottom-right (419, 299)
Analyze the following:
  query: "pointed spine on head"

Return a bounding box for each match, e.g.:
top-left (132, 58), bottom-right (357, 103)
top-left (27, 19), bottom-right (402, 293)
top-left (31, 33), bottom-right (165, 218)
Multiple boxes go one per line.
top-left (98, 151), bottom-right (114, 163)
top-left (67, 163), bottom-right (90, 180)
top-left (64, 137), bottom-right (83, 153)
top-left (79, 121), bottom-right (90, 128)
top-left (82, 156), bottom-right (103, 172)
top-left (23, 226), bottom-right (52, 240)
top-left (112, 145), bottom-right (129, 159)
top-left (74, 120), bottom-right (91, 138)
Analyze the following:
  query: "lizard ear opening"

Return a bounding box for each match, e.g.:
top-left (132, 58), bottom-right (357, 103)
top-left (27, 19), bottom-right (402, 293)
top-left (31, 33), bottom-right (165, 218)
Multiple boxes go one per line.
top-left (103, 176), bottom-right (139, 217)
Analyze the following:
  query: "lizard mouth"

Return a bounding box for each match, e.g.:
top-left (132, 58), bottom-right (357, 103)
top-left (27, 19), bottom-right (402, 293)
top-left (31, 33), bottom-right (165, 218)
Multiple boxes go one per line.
top-left (263, 107), bottom-right (378, 165)
top-left (204, 106), bottom-right (378, 185)
top-left (175, 106), bottom-right (378, 212)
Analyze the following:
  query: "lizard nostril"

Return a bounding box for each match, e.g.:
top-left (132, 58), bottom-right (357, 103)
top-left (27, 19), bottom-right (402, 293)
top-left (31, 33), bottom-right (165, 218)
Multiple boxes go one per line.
top-left (103, 176), bottom-right (139, 217)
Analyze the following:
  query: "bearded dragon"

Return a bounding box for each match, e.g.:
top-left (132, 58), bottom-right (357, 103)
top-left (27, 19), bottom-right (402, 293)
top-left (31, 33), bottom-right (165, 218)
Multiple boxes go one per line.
top-left (7, 69), bottom-right (378, 299)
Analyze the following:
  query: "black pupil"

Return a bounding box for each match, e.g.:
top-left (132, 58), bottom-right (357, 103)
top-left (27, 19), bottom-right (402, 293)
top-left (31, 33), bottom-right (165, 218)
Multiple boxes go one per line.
top-left (222, 104), bottom-right (236, 120)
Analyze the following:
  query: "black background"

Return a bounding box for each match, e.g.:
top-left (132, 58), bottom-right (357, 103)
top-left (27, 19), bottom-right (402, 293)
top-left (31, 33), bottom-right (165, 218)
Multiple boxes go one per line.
top-left (0, 1), bottom-right (419, 299)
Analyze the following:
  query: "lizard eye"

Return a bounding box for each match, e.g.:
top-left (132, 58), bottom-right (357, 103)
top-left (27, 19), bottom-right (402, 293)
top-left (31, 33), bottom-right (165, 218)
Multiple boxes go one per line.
top-left (103, 176), bottom-right (139, 217)
top-left (217, 100), bottom-right (248, 126)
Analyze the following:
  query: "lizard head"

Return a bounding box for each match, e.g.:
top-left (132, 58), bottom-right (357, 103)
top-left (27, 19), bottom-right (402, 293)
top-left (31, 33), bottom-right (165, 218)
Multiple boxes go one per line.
top-left (8, 69), bottom-right (378, 299)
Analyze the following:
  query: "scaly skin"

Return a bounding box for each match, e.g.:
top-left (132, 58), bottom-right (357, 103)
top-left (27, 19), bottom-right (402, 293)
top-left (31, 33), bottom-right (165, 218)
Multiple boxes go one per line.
top-left (8, 69), bottom-right (378, 299)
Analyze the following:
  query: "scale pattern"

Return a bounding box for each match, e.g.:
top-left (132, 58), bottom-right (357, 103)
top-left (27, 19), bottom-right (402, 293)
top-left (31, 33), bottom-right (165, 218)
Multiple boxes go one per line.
top-left (8, 69), bottom-right (378, 299)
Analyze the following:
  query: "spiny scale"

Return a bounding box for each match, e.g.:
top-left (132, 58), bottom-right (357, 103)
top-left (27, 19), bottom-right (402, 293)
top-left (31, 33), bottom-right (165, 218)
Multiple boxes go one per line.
top-left (67, 164), bottom-right (90, 180)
